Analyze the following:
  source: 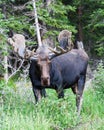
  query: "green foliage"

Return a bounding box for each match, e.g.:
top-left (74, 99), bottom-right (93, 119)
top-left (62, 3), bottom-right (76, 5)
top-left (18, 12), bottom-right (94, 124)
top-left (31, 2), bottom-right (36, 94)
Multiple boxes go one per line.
top-left (28, 0), bottom-right (77, 39)
top-left (1, 86), bottom-right (104, 130)
top-left (0, 0), bottom-right (104, 57)
top-left (93, 62), bottom-right (104, 100)
top-left (65, 0), bottom-right (104, 56)
top-left (0, 33), bottom-right (7, 76)
top-left (0, 0), bottom-right (76, 46)
top-left (82, 0), bottom-right (104, 56)
top-left (0, 80), bottom-right (5, 95)
top-left (95, 44), bottom-right (104, 56)
top-left (46, 1), bottom-right (75, 31)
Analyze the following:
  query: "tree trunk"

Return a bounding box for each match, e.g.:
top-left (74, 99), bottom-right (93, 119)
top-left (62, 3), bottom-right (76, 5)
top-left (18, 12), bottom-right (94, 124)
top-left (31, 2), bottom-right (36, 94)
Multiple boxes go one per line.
top-left (77, 6), bottom-right (83, 41)
top-left (32, 0), bottom-right (42, 46)
top-left (4, 46), bottom-right (8, 84)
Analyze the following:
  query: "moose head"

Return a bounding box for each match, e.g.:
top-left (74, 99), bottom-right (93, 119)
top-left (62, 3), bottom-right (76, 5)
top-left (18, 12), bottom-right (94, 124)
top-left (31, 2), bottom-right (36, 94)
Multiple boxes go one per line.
top-left (31, 45), bottom-right (51, 86)
top-left (8, 34), bottom-right (70, 86)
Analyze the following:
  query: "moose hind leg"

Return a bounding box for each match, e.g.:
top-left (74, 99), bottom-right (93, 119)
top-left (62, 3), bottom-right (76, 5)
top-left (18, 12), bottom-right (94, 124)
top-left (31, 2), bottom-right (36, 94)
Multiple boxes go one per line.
top-left (76, 93), bottom-right (83, 116)
top-left (56, 86), bottom-right (64, 98)
top-left (58, 90), bottom-right (64, 98)
top-left (76, 75), bottom-right (86, 115)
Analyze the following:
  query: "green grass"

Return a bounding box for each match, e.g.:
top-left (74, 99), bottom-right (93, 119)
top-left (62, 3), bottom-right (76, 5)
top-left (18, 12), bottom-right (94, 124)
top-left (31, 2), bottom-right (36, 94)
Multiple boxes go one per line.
top-left (0, 85), bottom-right (104, 130)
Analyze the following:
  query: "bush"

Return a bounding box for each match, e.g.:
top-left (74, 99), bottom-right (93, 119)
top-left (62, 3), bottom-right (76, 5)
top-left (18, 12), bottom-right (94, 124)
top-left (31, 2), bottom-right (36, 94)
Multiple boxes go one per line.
top-left (93, 62), bottom-right (104, 100)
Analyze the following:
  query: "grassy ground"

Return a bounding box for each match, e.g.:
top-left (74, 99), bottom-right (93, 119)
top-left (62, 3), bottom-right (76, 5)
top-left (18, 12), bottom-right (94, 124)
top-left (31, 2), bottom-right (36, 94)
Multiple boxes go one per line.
top-left (0, 81), bottom-right (104, 130)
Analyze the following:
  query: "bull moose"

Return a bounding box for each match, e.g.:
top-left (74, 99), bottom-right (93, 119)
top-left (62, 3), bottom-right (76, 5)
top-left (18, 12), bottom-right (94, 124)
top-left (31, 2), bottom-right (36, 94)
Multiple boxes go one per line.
top-left (29, 45), bottom-right (89, 115)
top-left (8, 34), bottom-right (89, 115)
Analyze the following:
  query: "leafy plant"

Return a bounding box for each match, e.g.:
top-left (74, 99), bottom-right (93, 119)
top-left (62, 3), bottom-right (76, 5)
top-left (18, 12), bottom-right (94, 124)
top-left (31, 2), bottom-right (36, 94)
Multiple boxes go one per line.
top-left (93, 62), bottom-right (104, 100)
top-left (95, 44), bottom-right (104, 56)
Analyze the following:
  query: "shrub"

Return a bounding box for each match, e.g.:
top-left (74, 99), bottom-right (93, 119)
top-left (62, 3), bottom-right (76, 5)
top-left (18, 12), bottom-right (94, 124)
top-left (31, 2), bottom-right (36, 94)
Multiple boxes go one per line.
top-left (93, 62), bottom-right (104, 100)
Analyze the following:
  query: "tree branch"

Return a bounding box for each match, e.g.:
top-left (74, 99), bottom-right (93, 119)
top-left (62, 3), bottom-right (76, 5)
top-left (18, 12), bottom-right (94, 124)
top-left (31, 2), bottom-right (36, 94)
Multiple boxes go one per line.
top-left (8, 59), bottom-right (24, 80)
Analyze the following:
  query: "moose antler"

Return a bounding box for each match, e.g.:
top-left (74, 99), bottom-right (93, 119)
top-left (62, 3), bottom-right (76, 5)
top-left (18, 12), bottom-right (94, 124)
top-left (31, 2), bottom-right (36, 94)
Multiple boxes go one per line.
top-left (24, 48), bottom-right (36, 59)
top-left (7, 34), bottom-right (37, 59)
top-left (57, 46), bottom-right (67, 53)
top-left (7, 34), bottom-right (26, 58)
top-left (48, 47), bottom-right (60, 55)
top-left (48, 46), bottom-right (70, 55)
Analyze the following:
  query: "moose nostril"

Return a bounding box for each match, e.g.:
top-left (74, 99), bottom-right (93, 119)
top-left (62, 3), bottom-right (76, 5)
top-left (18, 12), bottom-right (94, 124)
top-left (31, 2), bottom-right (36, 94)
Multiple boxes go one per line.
top-left (41, 76), bottom-right (50, 86)
top-left (41, 76), bottom-right (50, 80)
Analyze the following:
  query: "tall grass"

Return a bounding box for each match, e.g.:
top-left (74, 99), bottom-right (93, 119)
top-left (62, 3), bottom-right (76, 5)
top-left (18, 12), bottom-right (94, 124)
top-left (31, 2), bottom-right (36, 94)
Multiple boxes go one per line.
top-left (0, 77), bottom-right (104, 130)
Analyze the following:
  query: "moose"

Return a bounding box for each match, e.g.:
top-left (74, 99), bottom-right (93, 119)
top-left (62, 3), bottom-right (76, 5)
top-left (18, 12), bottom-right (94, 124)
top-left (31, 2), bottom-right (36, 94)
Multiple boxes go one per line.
top-left (29, 45), bottom-right (89, 115)
top-left (8, 33), bottom-right (89, 115)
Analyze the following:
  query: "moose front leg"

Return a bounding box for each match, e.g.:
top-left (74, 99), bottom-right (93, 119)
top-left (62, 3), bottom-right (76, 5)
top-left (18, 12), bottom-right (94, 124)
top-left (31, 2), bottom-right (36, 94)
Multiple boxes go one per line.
top-left (33, 88), bottom-right (47, 103)
top-left (33, 88), bottom-right (42, 103)
top-left (41, 88), bottom-right (47, 98)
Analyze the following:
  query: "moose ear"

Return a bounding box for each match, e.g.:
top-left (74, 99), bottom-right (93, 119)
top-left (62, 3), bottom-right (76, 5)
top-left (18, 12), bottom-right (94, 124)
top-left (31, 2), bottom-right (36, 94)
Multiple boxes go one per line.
top-left (30, 54), bottom-right (39, 61)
